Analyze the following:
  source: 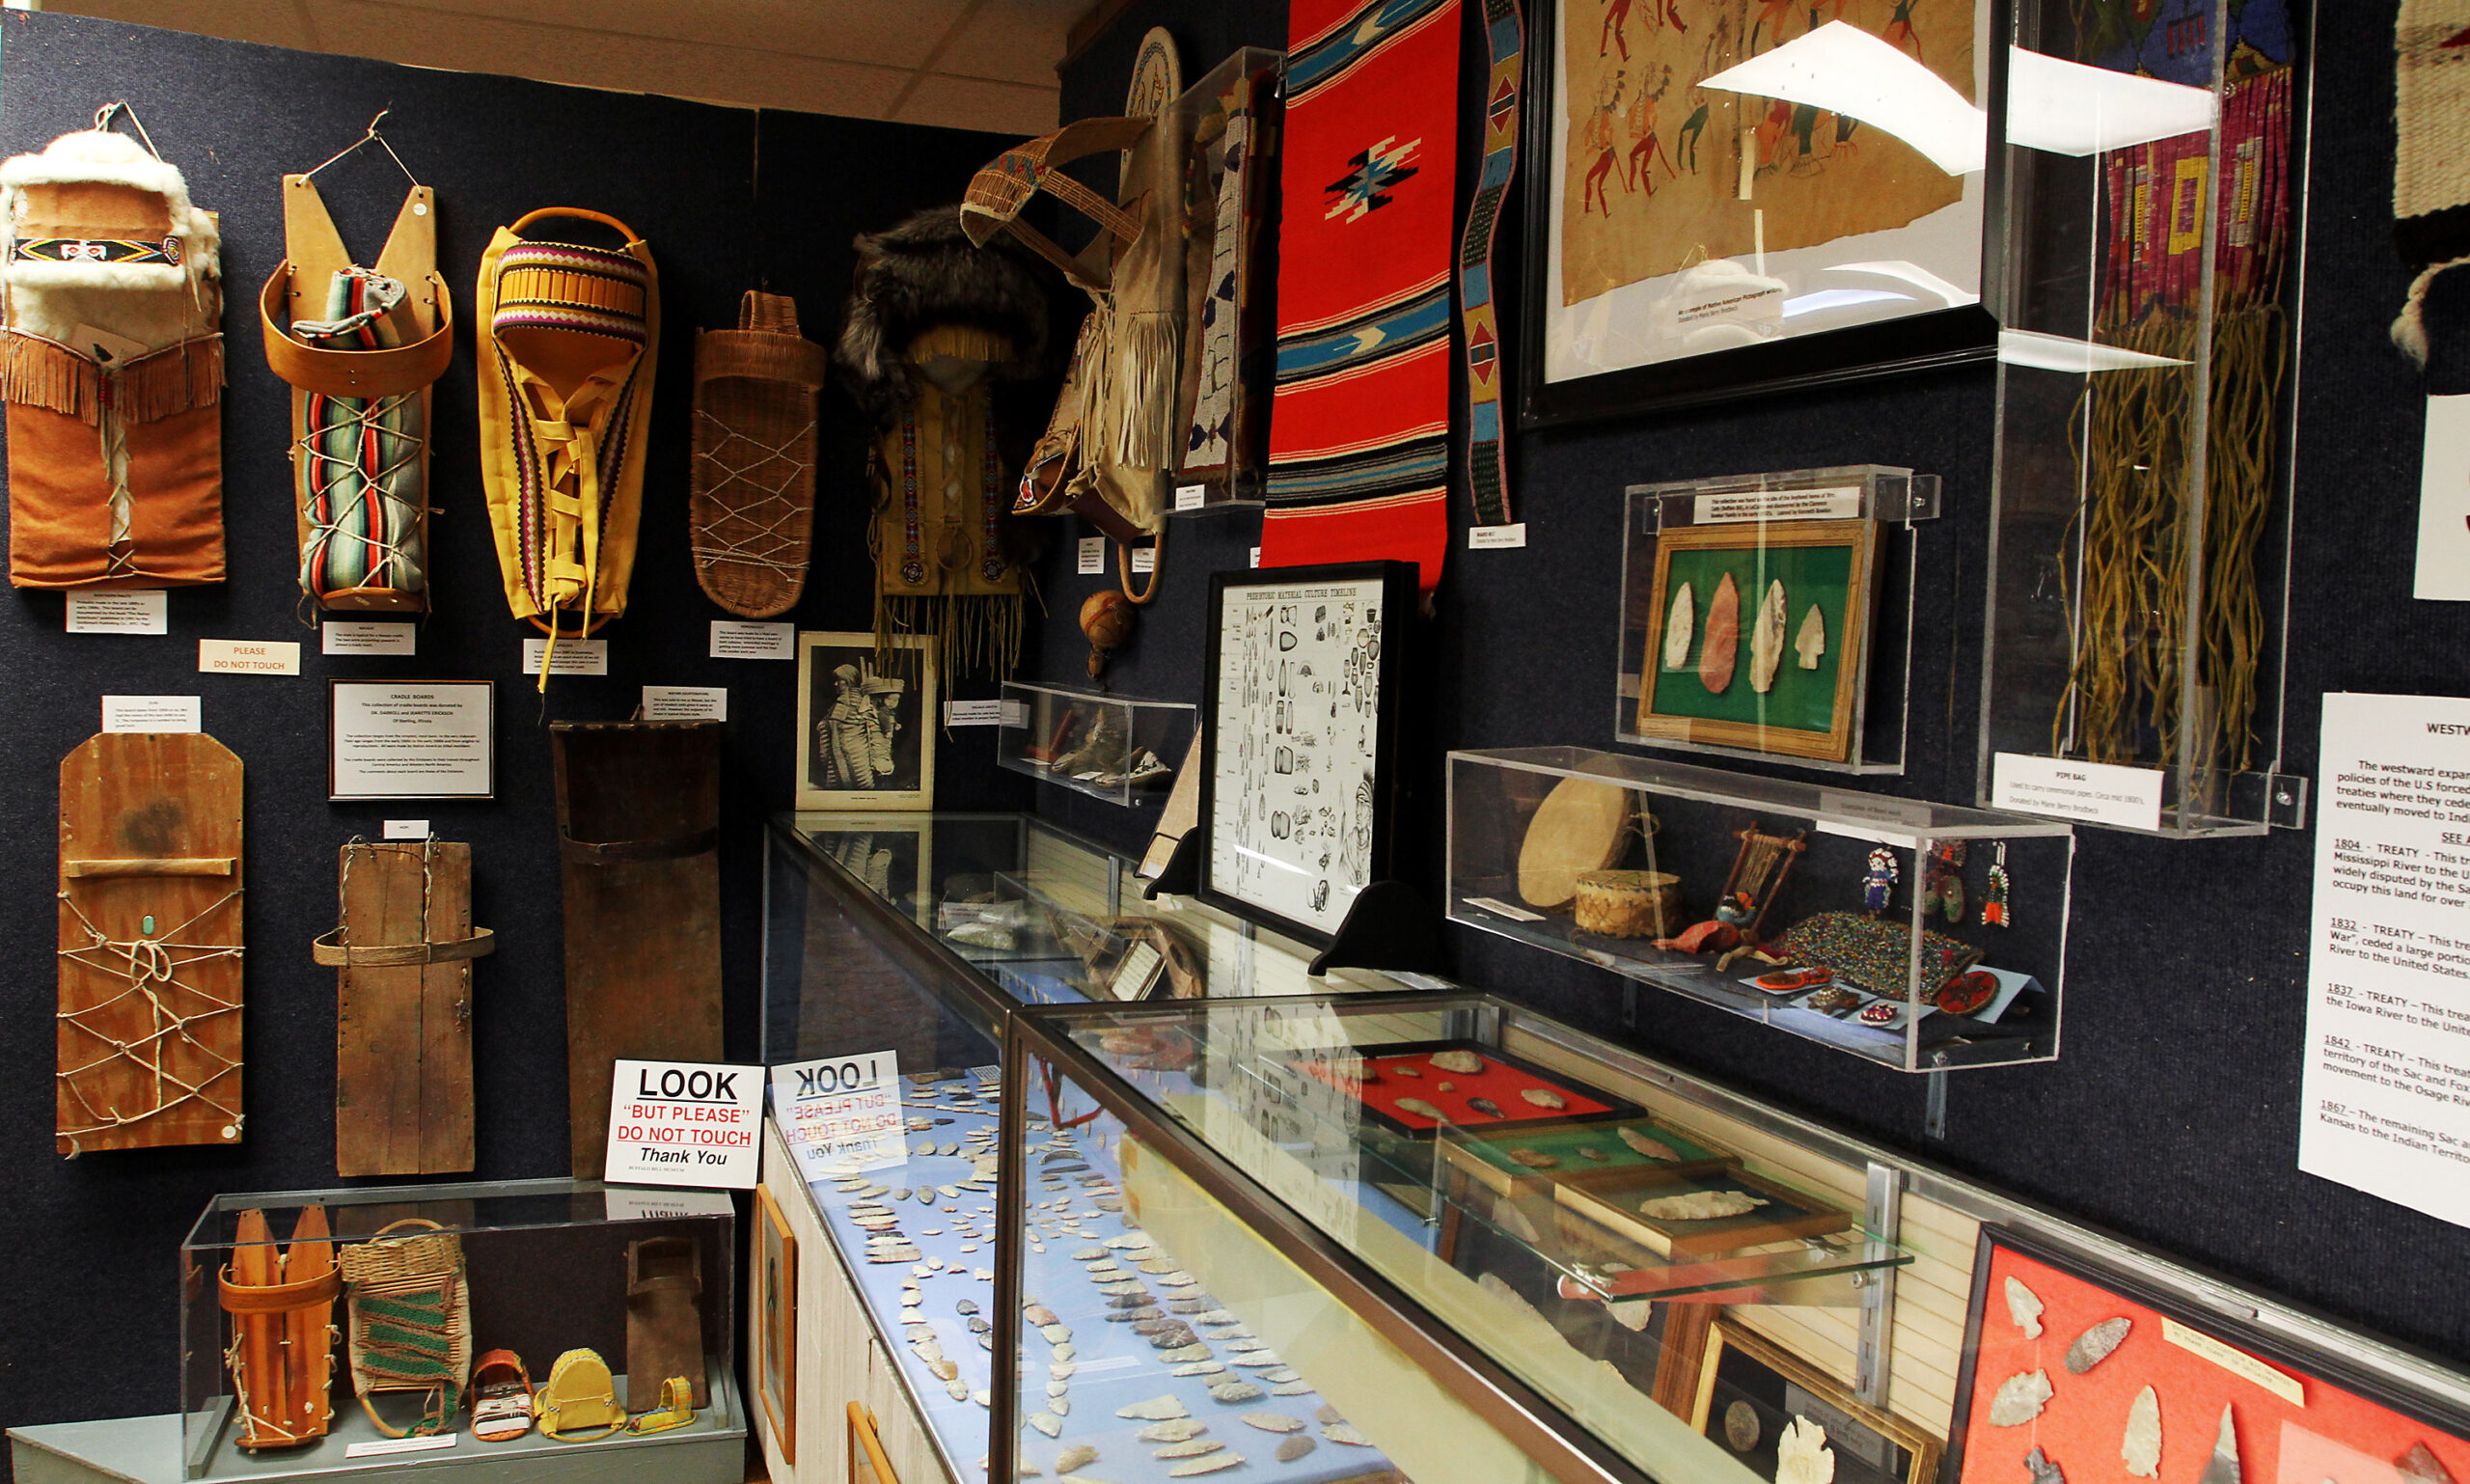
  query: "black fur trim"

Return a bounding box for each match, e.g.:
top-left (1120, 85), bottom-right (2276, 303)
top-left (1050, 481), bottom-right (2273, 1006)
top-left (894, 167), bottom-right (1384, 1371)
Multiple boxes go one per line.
top-left (835, 205), bottom-right (1051, 427)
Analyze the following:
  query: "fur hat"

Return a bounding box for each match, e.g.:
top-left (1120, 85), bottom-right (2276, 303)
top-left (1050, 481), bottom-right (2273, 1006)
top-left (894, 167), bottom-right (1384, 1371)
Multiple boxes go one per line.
top-left (834, 205), bottom-right (1049, 428)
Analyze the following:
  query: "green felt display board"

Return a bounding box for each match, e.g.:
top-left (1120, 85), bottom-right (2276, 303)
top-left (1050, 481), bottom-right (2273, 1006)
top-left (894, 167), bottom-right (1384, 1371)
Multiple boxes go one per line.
top-left (1649, 544), bottom-right (1854, 735)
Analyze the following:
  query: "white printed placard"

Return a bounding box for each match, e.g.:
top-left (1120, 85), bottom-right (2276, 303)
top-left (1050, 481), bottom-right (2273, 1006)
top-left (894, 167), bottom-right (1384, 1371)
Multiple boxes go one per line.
top-left (1132, 544), bottom-right (1157, 573)
top-left (329, 680), bottom-right (494, 801)
top-left (772, 1051), bottom-right (906, 1178)
top-left (1693, 484), bottom-right (1864, 525)
top-left (642, 685), bottom-right (727, 722)
top-left (382, 820), bottom-right (430, 840)
top-left (1468, 523), bottom-right (1528, 549)
top-left (710, 620), bottom-right (795, 660)
top-left (1989, 753), bottom-right (2163, 832)
top-left (1077, 536), bottom-right (1106, 574)
top-left (523, 637), bottom-right (609, 677)
top-left (946, 699), bottom-right (1016, 726)
top-left (1175, 483), bottom-right (1208, 511)
top-left (604, 1058), bottom-right (764, 1188)
top-left (67, 590), bottom-right (167, 634)
top-left (345, 1435), bottom-right (456, 1460)
top-left (199, 639), bottom-right (301, 676)
top-left (2299, 693), bottom-right (2470, 1229)
top-left (102, 695), bottom-right (201, 733)
top-left (322, 621), bottom-right (416, 656)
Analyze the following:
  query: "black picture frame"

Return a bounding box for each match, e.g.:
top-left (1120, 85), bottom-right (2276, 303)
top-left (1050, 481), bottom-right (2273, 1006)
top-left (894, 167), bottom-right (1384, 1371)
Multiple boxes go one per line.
top-left (1515, 0), bottom-right (2013, 428)
top-left (1945, 1224), bottom-right (2470, 1484)
top-left (1196, 560), bottom-right (1414, 948)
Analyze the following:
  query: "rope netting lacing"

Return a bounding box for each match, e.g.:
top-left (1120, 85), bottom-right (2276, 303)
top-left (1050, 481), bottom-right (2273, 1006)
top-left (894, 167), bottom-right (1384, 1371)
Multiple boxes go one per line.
top-left (55, 886), bottom-right (244, 1151)
top-left (689, 409), bottom-right (814, 579)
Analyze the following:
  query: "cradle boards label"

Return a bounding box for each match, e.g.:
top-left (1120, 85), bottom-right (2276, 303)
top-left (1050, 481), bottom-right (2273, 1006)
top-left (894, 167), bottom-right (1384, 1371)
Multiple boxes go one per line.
top-left (344, 1435), bottom-right (457, 1460)
top-left (1078, 536), bottom-right (1106, 574)
top-left (323, 621), bottom-right (415, 655)
top-left (1695, 485), bottom-right (1863, 524)
top-left (101, 695), bottom-right (200, 732)
top-left (605, 1058), bottom-right (763, 1189)
top-left (1990, 754), bottom-right (2162, 832)
top-left (2299, 692), bottom-right (2470, 1231)
top-left (2416, 395), bottom-right (2470, 600)
top-left (382, 820), bottom-right (429, 839)
top-left (710, 620), bottom-right (794, 660)
top-left (199, 639), bottom-right (301, 676)
top-left (773, 1050), bottom-right (906, 1177)
top-left (524, 637), bottom-right (608, 677)
top-left (642, 685), bottom-right (727, 721)
top-left (66, 590), bottom-right (167, 634)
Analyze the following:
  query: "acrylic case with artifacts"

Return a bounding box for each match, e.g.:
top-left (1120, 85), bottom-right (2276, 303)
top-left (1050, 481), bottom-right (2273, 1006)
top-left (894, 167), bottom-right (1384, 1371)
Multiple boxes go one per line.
top-left (179, 1179), bottom-right (739, 1483)
top-left (1447, 747), bottom-right (2073, 1071)
top-left (1979, 0), bottom-right (2308, 837)
top-left (1618, 465), bottom-right (1935, 774)
top-left (998, 681), bottom-right (1195, 807)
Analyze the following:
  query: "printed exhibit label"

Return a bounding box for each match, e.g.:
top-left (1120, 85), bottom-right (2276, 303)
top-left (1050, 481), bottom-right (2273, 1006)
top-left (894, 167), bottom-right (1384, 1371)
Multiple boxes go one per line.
top-left (2299, 692), bottom-right (2470, 1229)
top-left (322, 621), bottom-right (416, 655)
top-left (67, 590), bottom-right (167, 634)
top-left (1990, 753), bottom-right (2162, 832)
top-left (382, 820), bottom-right (430, 840)
top-left (523, 636), bottom-right (608, 676)
top-left (1694, 485), bottom-right (1863, 525)
top-left (642, 685), bottom-right (727, 721)
top-left (199, 639), bottom-right (301, 676)
top-left (1468, 523), bottom-right (1527, 549)
top-left (604, 1058), bottom-right (763, 1188)
top-left (709, 620), bottom-right (794, 659)
top-left (1078, 536), bottom-right (1106, 574)
top-left (773, 1052), bottom-right (906, 1178)
top-left (102, 695), bottom-right (201, 732)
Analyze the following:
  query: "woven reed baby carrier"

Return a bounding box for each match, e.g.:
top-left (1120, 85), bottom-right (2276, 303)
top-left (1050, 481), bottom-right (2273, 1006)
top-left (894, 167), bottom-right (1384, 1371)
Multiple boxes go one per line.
top-left (475, 208), bottom-right (658, 682)
top-left (259, 151), bottom-right (452, 614)
top-left (1, 106), bottom-right (225, 590)
top-left (338, 1217), bottom-right (471, 1438)
top-left (691, 289), bottom-right (824, 617)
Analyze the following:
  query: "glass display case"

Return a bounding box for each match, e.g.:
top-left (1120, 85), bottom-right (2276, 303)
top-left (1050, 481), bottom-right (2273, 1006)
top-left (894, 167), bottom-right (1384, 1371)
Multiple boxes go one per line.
top-left (1979, 0), bottom-right (2308, 837)
top-left (1447, 748), bottom-right (2072, 1071)
top-left (755, 811), bottom-right (1449, 1484)
top-left (990, 993), bottom-right (1925, 1484)
top-left (1617, 466), bottom-right (1936, 775)
top-left (999, 682), bottom-right (1196, 807)
top-left (179, 1179), bottom-right (738, 1482)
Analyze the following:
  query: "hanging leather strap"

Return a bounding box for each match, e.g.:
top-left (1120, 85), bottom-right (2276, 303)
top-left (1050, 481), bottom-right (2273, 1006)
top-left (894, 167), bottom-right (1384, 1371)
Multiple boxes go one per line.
top-left (558, 826), bottom-right (718, 865)
top-left (312, 925), bottom-right (496, 967)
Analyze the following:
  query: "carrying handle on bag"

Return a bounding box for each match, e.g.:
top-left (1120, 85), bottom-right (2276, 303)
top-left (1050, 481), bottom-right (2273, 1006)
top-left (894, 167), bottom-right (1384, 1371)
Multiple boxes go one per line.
top-left (509, 206), bottom-right (645, 246)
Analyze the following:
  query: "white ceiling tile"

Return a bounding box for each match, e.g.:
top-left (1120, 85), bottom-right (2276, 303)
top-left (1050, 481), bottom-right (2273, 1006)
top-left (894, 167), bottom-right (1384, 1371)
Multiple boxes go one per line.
top-left (892, 71), bottom-right (1057, 135)
top-left (343, 0), bottom-right (975, 70)
top-left (41, 0), bottom-right (319, 49)
top-left (930, 0), bottom-right (1081, 87)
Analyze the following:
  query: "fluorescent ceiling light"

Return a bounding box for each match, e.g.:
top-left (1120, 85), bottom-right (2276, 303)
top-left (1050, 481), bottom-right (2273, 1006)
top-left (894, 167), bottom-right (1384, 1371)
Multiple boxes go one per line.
top-left (2005, 47), bottom-right (2215, 155)
top-left (1998, 328), bottom-right (2190, 372)
top-left (1699, 22), bottom-right (1987, 177)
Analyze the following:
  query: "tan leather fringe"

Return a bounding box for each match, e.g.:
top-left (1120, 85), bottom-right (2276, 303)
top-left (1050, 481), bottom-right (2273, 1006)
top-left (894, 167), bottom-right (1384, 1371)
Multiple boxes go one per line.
top-left (0, 331), bottom-right (222, 426)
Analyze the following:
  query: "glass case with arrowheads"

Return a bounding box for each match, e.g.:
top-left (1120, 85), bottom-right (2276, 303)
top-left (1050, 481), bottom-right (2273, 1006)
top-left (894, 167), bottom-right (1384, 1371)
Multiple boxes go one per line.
top-left (181, 1180), bottom-right (739, 1480)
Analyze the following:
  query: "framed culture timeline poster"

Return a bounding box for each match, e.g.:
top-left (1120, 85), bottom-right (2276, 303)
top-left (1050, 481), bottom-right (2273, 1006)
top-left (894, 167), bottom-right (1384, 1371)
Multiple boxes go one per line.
top-left (1198, 562), bottom-right (1413, 946)
top-left (794, 631), bottom-right (934, 811)
top-left (1520, 0), bottom-right (2004, 425)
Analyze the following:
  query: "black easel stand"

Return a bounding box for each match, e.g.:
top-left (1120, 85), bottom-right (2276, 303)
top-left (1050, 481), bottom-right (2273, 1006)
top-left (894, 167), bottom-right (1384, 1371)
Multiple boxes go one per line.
top-left (1140, 831), bottom-right (1202, 899)
top-left (1308, 879), bottom-right (1447, 977)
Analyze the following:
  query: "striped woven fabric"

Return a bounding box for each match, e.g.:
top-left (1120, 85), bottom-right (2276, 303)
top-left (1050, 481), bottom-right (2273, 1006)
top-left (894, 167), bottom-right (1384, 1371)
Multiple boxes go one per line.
top-left (489, 242), bottom-right (649, 343)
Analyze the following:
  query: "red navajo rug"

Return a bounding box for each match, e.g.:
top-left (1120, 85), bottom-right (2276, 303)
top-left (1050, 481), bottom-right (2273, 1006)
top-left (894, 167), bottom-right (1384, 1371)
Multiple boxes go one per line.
top-left (1259, 0), bottom-right (1462, 591)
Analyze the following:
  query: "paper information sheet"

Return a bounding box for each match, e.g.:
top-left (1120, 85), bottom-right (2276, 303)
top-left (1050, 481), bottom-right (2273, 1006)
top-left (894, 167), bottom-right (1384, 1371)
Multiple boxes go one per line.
top-left (102, 695), bottom-right (201, 732)
top-left (67, 590), bottom-right (167, 634)
top-left (2300, 692), bottom-right (2470, 1226)
top-left (772, 1051), bottom-right (905, 1177)
top-left (709, 620), bottom-right (794, 659)
top-left (329, 681), bottom-right (493, 800)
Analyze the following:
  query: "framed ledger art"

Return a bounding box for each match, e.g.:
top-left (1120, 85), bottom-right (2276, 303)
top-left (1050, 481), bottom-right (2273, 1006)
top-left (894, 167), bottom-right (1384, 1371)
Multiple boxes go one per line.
top-left (1198, 562), bottom-right (1413, 946)
top-left (1947, 1228), bottom-right (2470, 1484)
top-left (795, 631), bottom-right (935, 811)
top-left (752, 1183), bottom-right (797, 1463)
top-left (1518, 0), bottom-right (2004, 426)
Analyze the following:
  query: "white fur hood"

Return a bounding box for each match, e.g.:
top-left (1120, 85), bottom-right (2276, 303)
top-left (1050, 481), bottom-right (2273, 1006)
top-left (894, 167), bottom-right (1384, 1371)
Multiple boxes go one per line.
top-left (2, 128), bottom-right (219, 350)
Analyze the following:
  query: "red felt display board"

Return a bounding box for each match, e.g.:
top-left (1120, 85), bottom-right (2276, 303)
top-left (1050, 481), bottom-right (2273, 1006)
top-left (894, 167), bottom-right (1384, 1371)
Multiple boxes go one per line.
top-left (1958, 1241), bottom-right (2470, 1484)
top-left (1300, 1041), bottom-right (1622, 1132)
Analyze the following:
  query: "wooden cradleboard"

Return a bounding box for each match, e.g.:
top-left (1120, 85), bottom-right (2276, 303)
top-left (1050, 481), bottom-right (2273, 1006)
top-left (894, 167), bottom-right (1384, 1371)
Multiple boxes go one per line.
top-left (56, 731), bottom-right (244, 1154)
top-left (318, 840), bottom-right (494, 1175)
top-left (220, 1205), bottom-right (339, 1449)
top-left (690, 289), bottom-right (825, 618)
top-left (551, 721), bottom-right (723, 1175)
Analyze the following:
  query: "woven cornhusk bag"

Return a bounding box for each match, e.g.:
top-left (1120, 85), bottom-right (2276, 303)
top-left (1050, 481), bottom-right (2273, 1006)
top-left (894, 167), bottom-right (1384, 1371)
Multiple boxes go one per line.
top-left (338, 1218), bottom-right (472, 1438)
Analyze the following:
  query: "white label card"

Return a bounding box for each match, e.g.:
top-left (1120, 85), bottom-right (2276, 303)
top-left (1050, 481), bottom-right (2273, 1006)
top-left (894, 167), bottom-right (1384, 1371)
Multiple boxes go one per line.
top-left (2418, 395), bottom-right (2470, 600)
top-left (604, 1058), bottom-right (764, 1188)
top-left (323, 621), bottom-right (415, 656)
top-left (1990, 753), bottom-right (2162, 832)
top-left (1468, 523), bottom-right (1527, 549)
top-left (345, 1436), bottom-right (457, 1460)
top-left (67, 590), bottom-right (167, 635)
top-left (524, 637), bottom-right (609, 676)
top-left (1175, 483), bottom-right (1208, 511)
top-left (382, 820), bottom-right (430, 840)
top-left (199, 639), bottom-right (301, 676)
top-left (946, 699), bottom-right (1005, 726)
top-left (604, 1186), bottom-right (734, 1222)
top-left (1249, 547), bottom-right (1262, 568)
top-left (2300, 693), bottom-right (2470, 1230)
top-left (709, 620), bottom-right (795, 659)
top-left (1078, 536), bottom-right (1106, 575)
top-left (1132, 545), bottom-right (1156, 573)
top-left (1694, 485), bottom-right (1864, 524)
top-left (102, 695), bottom-right (200, 732)
top-left (642, 685), bottom-right (727, 722)
top-left (773, 1052), bottom-right (906, 1177)
top-left (329, 682), bottom-right (493, 801)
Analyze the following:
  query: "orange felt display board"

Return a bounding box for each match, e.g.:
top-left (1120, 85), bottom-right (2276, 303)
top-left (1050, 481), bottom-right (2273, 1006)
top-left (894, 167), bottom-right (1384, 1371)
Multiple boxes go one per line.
top-left (1299, 1040), bottom-right (1626, 1133)
top-left (1958, 1241), bottom-right (2470, 1484)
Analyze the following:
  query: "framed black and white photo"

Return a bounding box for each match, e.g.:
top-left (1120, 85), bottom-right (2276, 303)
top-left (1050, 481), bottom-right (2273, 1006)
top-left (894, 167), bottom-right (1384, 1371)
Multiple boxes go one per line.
top-left (1518, 0), bottom-right (2005, 426)
top-left (327, 679), bottom-right (495, 802)
top-left (794, 632), bottom-right (934, 811)
top-left (1197, 562), bottom-right (1413, 946)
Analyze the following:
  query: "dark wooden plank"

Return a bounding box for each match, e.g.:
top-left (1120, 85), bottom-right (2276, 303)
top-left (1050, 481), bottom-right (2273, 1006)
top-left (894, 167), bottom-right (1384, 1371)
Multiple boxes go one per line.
top-left (336, 841), bottom-right (478, 1176)
top-left (419, 844), bottom-right (476, 1173)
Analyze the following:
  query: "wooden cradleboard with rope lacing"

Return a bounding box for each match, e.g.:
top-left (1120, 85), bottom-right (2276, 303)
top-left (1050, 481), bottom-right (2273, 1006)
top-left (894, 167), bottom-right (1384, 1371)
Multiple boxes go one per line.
top-left (319, 839), bottom-right (494, 1176)
top-left (56, 731), bottom-right (243, 1155)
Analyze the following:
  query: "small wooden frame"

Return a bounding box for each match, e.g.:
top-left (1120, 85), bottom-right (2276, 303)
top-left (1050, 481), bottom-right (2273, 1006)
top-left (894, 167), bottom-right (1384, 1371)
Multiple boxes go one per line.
top-left (56, 732), bottom-right (245, 1155)
top-left (1693, 1319), bottom-right (1943, 1484)
top-left (327, 840), bottom-right (488, 1176)
top-left (753, 1184), bottom-right (798, 1464)
top-left (1553, 1166), bottom-right (1852, 1260)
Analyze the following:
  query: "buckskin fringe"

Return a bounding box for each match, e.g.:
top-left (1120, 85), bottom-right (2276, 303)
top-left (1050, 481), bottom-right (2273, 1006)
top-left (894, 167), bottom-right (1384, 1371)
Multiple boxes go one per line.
top-left (1, 329), bottom-right (222, 426)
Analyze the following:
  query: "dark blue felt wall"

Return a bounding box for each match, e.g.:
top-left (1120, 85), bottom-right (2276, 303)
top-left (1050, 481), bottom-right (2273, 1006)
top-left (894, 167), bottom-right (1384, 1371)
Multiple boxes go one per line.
top-left (1030, 0), bottom-right (2470, 1386)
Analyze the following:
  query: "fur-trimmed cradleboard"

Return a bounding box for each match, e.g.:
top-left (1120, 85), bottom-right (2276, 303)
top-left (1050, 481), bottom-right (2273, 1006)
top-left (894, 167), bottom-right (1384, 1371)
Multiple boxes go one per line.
top-left (0, 109), bottom-right (226, 590)
top-left (259, 152), bottom-right (452, 614)
top-left (475, 208), bottom-right (657, 683)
